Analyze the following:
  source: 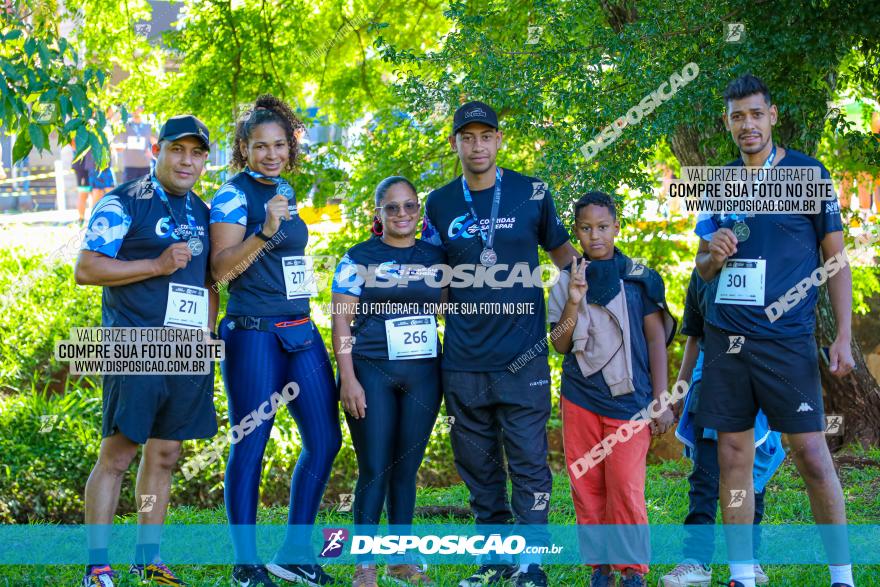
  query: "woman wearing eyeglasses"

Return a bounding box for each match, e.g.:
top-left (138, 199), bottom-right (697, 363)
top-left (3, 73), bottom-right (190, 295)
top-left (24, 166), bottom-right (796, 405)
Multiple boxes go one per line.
top-left (331, 176), bottom-right (445, 587)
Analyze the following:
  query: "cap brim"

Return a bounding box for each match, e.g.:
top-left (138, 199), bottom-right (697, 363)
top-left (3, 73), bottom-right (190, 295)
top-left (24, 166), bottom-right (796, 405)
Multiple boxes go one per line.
top-left (162, 132), bottom-right (210, 148)
top-left (453, 119), bottom-right (498, 134)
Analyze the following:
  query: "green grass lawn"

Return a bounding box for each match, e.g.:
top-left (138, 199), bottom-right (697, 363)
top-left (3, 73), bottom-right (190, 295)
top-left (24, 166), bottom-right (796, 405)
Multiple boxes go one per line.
top-left (2, 454), bottom-right (879, 586)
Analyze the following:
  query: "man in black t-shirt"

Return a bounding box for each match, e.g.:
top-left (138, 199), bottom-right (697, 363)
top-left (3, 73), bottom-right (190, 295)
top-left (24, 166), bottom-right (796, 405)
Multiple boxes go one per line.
top-left (421, 101), bottom-right (577, 587)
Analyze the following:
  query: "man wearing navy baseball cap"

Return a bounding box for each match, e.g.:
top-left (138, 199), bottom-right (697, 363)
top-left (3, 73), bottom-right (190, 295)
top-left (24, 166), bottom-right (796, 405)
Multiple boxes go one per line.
top-left (75, 114), bottom-right (216, 587)
top-left (421, 101), bottom-right (577, 587)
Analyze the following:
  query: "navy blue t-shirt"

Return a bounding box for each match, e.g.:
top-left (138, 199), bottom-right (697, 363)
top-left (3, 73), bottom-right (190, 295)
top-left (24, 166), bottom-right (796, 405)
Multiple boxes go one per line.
top-left (81, 176), bottom-right (210, 327)
top-left (698, 150), bottom-right (843, 338)
top-left (551, 279), bottom-right (660, 420)
top-left (421, 168), bottom-right (570, 371)
top-left (210, 172), bottom-right (311, 317)
top-left (681, 269), bottom-right (707, 341)
top-left (332, 238), bottom-right (445, 360)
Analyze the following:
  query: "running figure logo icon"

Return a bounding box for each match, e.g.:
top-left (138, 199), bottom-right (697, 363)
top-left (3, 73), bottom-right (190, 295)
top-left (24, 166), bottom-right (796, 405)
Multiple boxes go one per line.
top-left (339, 336), bottom-right (356, 354)
top-left (728, 489), bottom-right (746, 508)
top-left (526, 26), bottom-right (543, 45)
top-left (320, 528), bottom-right (349, 558)
top-left (531, 492), bottom-right (550, 511)
top-left (825, 415), bottom-right (844, 435)
top-left (138, 494), bottom-right (157, 513)
top-left (530, 181), bottom-right (547, 200)
top-left (725, 23), bottom-right (745, 43)
top-left (338, 494), bottom-right (354, 513)
top-left (726, 335), bottom-right (745, 354)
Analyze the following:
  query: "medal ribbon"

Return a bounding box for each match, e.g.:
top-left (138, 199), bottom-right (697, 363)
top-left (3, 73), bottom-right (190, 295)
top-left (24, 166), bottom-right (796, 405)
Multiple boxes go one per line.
top-left (150, 174), bottom-right (195, 241)
top-left (461, 167), bottom-right (502, 251)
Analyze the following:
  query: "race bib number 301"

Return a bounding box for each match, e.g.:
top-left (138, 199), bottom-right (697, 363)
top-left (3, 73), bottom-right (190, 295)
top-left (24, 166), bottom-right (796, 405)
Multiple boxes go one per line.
top-left (282, 256), bottom-right (319, 300)
top-left (715, 258), bottom-right (766, 306)
top-left (163, 283), bottom-right (209, 328)
top-left (385, 316), bottom-right (438, 360)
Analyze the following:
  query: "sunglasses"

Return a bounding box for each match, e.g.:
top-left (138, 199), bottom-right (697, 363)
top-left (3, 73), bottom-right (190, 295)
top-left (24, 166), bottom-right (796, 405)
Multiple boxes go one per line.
top-left (377, 201), bottom-right (420, 216)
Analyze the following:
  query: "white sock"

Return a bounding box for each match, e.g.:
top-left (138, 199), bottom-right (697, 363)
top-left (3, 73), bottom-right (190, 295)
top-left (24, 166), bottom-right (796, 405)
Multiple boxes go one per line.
top-left (829, 564), bottom-right (854, 586)
top-left (730, 562), bottom-right (756, 587)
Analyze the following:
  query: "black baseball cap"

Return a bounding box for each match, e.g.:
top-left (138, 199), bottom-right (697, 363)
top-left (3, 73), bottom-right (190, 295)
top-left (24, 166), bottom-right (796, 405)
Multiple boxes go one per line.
top-left (158, 115), bottom-right (210, 149)
top-left (452, 101), bottom-right (499, 135)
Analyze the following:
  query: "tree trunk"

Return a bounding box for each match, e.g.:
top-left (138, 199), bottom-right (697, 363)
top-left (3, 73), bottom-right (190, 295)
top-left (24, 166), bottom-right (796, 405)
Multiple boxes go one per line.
top-left (815, 285), bottom-right (880, 449)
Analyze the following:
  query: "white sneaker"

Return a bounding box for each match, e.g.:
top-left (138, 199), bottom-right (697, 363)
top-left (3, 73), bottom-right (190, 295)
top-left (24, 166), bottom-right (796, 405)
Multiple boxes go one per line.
top-left (659, 561), bottom-right (712, 587)
top-left (754, 564), bottom-right (769, 585)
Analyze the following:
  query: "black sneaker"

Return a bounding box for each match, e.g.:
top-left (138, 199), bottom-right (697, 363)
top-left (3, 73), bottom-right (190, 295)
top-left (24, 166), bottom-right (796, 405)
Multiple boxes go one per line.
top-left (232, 565), bottom-right (280, 587)
top-left (266, 562), bottom-right (335, 586)
top-left (514, 565), bottom-right (547, 587)
top-left (458, 564), bottom-right (519, 586)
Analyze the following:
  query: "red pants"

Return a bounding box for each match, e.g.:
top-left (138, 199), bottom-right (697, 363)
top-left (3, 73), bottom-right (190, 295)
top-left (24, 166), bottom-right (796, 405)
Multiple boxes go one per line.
top-left (562, 396), bottom-right (651, 575)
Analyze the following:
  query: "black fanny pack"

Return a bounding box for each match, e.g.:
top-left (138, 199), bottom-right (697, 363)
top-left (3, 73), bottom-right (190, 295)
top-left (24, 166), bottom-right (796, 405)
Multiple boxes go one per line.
top-left (230, 315), bottom-right (314, 353)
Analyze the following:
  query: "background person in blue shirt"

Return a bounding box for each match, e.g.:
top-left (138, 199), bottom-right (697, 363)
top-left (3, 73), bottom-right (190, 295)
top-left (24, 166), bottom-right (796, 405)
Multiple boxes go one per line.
top-left (694, 74), bottom-right (855, 587)
top-left (662, 269), bottom-right (784, 587)
top-left (331, 176), bottom-right (445, 587)
top-left (420, 101), bottom-right (577, 587)
top-left (75, 115), bottom-right (216, 587)
top-left (210, 95), bottom-right (341, 587)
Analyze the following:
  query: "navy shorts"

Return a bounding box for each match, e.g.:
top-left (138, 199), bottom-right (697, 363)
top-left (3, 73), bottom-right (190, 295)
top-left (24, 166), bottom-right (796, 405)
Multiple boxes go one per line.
top-left (89, 168), bottom-right (116, 190)
top-left (695, 323), bottom-right (825, 434)
top-left (102, 370), bottom-right (217, 444)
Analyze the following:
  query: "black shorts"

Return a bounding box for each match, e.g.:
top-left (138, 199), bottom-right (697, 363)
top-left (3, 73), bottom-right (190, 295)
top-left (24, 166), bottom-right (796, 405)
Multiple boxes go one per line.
top-left (74, 167), bottom-right (91, 188)
top-left (695, 323), bottom-right (825, 434)
top-left (102, 371), bottom-right (217, 444)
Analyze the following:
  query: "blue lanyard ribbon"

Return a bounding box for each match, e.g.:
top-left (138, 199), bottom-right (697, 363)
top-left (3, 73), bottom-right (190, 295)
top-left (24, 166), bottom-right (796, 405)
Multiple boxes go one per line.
top-left (730, 144), bottom-right (776, 222)
top-left (150, 174), bottom-right (195, 240)
top-left (244, 167), bottom-right (295, 201)
top-left (461, 167), bottom-right (502, 250)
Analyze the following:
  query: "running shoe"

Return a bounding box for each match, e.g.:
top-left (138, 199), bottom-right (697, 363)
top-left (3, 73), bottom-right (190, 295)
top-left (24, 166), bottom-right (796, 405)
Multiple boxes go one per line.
top-left (458, 563), bottom-right (519, 586)
top-left (589, 567), bottom-right (614, 587)
top-left (82, 566), bottom-right (116, 587)
top-left (514, 564), bottom-right (547, 587)
top-left (753, 564), bottom-right (768, 585)
top-left (660, 560), bottom-right (712, 586)
top-left (232, 564), bottom-right (280, 587)
top-left (386, 563), bottom-right (433, 585)
top-left (129, 562), bottom-right (188, 585)
top-left (353, 564), bottom-right (378, 587)
top-left (266, 562), bottom-right (335, 586)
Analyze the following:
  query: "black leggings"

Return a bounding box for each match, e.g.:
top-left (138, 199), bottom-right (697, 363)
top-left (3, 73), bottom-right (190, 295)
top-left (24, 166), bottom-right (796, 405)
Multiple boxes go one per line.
top-left (347, 357), bottom-right (442, 526)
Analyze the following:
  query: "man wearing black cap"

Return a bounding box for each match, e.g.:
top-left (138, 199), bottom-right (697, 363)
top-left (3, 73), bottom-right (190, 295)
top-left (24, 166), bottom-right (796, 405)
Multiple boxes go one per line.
top-left (75, 115), bottom-right (217, 587)
top-left (422, 101), bottom-right (577, 587)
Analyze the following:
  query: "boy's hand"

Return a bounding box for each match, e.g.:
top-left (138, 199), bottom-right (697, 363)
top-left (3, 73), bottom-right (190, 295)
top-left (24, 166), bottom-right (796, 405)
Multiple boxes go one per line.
top-left (567, 256), bottom-right (588, 305)
top-left (650, 405), bottom-right (675, 436)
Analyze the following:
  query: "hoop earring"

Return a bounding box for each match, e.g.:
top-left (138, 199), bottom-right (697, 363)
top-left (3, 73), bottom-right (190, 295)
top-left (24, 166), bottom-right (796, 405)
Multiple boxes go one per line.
top-left (371, 216), bottom-right (383, 236)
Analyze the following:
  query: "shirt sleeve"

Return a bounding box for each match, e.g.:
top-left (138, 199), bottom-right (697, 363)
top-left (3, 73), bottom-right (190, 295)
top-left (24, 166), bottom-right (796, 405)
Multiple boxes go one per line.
top-left (810, 164), bottom-right (844, 241)
top-left (420, 197), bottom-right (443, 247)
top-left (331, 252), bottom-right (364, 297)
top-left (537, 182), bottom-right (571, 251)
top-left (210, 183), bottom-right (248, 226)
top-left (680, 273), bottom-right (705, 338)
top-left (694, 212), bottom-right (720, 241)
top-left (639, 282), bottom-right (661, 317)
top-left (547, 270), bottom-right (570, 325)
top-left (81, 194), bottom-right (132, 258)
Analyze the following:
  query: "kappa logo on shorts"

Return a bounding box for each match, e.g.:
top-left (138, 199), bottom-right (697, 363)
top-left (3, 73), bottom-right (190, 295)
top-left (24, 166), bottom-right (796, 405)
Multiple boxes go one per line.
top-left (796, 402), bottom-right (814, 413)
top-left (726, 335), bottom-right (745, 354)
top-left (320, 528), bottom-right (349, 558)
